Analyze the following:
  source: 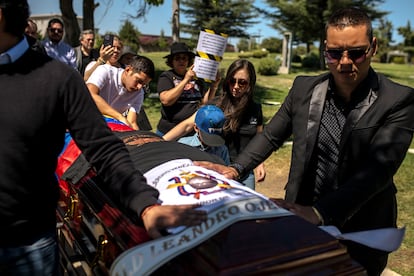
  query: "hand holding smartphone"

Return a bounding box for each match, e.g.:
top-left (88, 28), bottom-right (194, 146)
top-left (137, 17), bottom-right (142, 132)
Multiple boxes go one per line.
top-left (103, 34), bottom-right (114, 47)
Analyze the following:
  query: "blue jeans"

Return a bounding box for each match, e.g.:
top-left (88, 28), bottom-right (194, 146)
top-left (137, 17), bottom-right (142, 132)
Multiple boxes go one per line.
top-left (0, 231), bottom-right (59, 276)
top-left (155, 129), bottom-right (164, 137)
top-left (241, 171), bottom-right (255, 190)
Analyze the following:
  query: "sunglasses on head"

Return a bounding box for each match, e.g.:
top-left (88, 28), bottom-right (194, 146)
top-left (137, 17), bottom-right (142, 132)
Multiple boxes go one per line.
top-left (229, 78), bottom-right (249, 88)
top-left (49, 28), bottom-right (63, 34)
top-left (325, 43), bottom-right (373, 64)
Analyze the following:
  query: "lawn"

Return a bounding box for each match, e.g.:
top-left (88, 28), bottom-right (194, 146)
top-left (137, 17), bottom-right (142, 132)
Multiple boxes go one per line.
top-left (142, 51), bottom-right (414, 275)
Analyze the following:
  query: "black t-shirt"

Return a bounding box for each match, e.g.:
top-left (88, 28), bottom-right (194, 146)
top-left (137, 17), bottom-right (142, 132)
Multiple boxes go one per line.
top-left (224, 101), bottom-right (263, 162)
top-left (79, 48), bottom-right (99, 76)
top-left (156, 70), bottom-right (205, 134)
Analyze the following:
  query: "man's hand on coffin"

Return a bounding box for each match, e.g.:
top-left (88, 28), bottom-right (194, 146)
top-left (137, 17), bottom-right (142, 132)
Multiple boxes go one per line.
top-left (254, 163), bottom-right (266, 182)
top-left (270, 199), bottom-right (322, 225)
top-left (193, 161), bottom-right (239, 180)
top-left (141, 204), bottom-right (208, 239)
top-left (117, 115), bottom-right (134, 129)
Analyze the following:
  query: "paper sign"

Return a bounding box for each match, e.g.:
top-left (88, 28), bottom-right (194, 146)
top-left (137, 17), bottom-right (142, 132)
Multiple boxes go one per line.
top-left (193, 57), bottom-right (220, 83)
top-left (196, 30), bottom-right (228, 57)
top-left (194, 30), bottom-right (228, 81)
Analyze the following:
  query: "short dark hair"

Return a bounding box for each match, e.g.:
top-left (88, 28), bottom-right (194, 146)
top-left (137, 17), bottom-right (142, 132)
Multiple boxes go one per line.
top-left (326, 7), bottom-right (373, 41)
top-left (47, 18), bottom-right (64, 29)
top-left (0, 0), bottom-right (30, 37)
top-left (129, 55), bottom-right (155, 79)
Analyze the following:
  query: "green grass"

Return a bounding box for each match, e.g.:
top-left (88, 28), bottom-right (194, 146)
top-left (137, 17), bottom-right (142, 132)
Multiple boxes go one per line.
top-left (143, 52), bottom-right (414, 274)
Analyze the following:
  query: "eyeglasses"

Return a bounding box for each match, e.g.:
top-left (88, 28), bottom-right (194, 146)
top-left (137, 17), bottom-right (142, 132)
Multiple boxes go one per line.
top-left (229, 78), bottom-right (249, 88)
top-left (325, 43), bottom-right (373, 64)
top-left (49, 28), bottom-right (63, 34)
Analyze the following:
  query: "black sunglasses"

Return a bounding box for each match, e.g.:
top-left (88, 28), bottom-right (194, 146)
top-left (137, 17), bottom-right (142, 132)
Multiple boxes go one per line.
top-left (229, 78), bottom-right (249, 87)
top-left (325, 43), bottom-right (373, 64)
top-left (49, 28), bottom-right (63, 34)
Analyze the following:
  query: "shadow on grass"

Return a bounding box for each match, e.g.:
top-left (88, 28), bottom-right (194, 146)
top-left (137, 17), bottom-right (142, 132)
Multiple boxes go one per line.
top-left (254, 84), bottom-right (287, 103)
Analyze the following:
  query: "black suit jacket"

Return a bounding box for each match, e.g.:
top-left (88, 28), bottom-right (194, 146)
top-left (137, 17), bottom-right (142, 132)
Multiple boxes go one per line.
top-left (236, 68), bottom-right (414, 233)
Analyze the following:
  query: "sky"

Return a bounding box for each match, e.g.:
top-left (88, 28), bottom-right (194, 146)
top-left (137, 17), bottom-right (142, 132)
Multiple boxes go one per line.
top-left (28, 0), bottom-right (411, 45)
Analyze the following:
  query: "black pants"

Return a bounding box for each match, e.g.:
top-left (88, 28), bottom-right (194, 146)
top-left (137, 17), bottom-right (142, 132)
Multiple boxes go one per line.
top-left (137, 108), bottom-right (152, 131)
top-left (342, 240), bottom-right (388, 276)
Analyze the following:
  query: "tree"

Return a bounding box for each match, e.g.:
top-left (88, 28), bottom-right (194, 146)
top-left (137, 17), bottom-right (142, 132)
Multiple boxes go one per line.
top-left (60, 0), bottom-right (165, 47)
top-left (237, 38), bottom-right (249, 52)
top-left (158, 29), bottom-right (169, 50)
top-left (172, 0), bottom-right (179, 42)
top-left (59, 0), bottom-right (81, 46)
top-left (180, 0), bottom-right (258, 39)
top-left (261, 37), bottom-right (283, 53)
top-left (375, 18), bottom-right (393, 46)
top-left (398, 21), bottom-right (414, 47)
top-left (119, 19), bottom-right (141, 53)
top-left (374, 18), bottom-right (393, 62)
top-left (83, 0), bottom-right (99, 30)
top-left (262, 0), bottom-right (388, 69)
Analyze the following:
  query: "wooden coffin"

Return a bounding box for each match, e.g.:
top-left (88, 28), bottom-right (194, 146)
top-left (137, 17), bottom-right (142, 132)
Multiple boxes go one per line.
top-left (56, 127), bottom-right (365, 275)
top-left (57, 177), bottom-right (365, 276)
top-left (162, 216), bottom-right (365, 275)
top-left (57, 178), bottom-right (151, 275)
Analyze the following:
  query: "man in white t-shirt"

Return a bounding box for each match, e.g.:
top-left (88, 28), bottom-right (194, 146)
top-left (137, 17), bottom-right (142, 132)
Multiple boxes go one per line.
top-left (86, 55), bottom-right (154, 129)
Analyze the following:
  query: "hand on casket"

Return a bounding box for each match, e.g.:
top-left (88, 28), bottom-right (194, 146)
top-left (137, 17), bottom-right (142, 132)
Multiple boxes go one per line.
top-left (193, 161), bottom-right (239, 180)
top-left (141, 204), bottom-right (208, 239)
top-left (254, 163), bottom-right (266, 182)
top-left (271, 198), bottom-right (322, 226)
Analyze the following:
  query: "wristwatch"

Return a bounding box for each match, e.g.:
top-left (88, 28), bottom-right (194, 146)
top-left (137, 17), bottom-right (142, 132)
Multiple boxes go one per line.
top-left (228, 163), bottom-right (244, 180)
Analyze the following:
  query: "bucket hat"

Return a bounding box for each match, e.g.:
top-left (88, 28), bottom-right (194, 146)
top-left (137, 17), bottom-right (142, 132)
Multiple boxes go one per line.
top-left (164, 42), bottom-right (195, 59)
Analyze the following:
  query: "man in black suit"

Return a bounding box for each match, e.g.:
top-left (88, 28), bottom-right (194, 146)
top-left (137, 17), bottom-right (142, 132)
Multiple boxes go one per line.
top-left (0, 1), bottom-right (206, 274)
top-left (196, 7), bottom-right (414, 275)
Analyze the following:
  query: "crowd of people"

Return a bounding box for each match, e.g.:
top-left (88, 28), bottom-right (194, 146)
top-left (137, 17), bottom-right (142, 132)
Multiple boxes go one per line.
top-left (1, 1), bottom-right (413, 275)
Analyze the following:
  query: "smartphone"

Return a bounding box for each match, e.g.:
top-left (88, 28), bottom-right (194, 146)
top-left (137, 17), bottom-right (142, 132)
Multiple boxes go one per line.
top-left (103, 34), bottom-right (114, 47)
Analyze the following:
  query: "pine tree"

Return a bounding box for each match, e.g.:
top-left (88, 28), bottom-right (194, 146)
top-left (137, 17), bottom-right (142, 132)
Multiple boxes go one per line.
top-left (119, 19), bottom-right (141, 53)
top-left (180, 0), bottom-right (258, 39)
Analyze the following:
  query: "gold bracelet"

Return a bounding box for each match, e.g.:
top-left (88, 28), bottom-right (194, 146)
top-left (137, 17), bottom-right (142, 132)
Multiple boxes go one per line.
top-left (312, 206), bottom-right (324, 226)
top-left (98, 58), bottom-right (106, 65)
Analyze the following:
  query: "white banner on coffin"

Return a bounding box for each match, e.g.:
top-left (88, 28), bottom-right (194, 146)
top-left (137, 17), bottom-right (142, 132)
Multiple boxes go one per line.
top-left (320, 225), bottom-right (406, 252)
top-left (144, 158), bottom-right (268, 208)
top-left (110, 159), bottom-right (292, 275)
top-left (110, 197), bottom-right (292, 276)
top-left (110, 159), bottom-right (406, 275)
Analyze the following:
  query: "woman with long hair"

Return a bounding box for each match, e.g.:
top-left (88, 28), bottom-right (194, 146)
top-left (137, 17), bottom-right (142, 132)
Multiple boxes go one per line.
top-left (215, 59), bottom-right (265, 189)
top-left (163, 59), bottom-right (265, 189)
